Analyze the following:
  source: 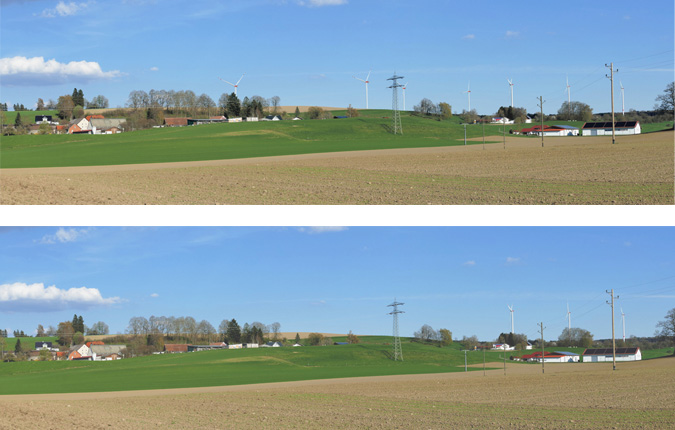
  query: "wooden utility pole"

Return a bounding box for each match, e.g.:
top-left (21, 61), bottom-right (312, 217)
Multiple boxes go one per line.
top-left (537, 96), bottom-right (545, 147)
top-left (482, 122), bottom-right (485, 150)
top-left (503, 121), bottom-right (506, 149)
top-left (606, 289), bottom-right (619, 370)
top-left (539, 322), bottom-right (546, 374)
top-left (605, 63), bottom-right (619, 145)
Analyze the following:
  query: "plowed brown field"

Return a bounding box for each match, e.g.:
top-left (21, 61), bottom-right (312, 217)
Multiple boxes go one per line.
top-left (2, 132), bottom-right (673, 205)
top-left (1, 356), bottom-right (673, 429)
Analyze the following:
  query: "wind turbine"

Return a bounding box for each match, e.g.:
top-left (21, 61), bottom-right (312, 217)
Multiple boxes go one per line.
top-left (218, 73), bottom-right (245, 97)
top-left (620, 81), bottom-right (625, 116)
top-left (566, 302), bottom-right (572, 345)
top-left (402, 82), bottom-right (408, 111)
top-left (353, 70), bottom-right (371, 109)
top-left (507, 78), bottom-right (514, 108)
top-left (621, 308), bottom-right (626, 342)
top-left (464, 82), bottom-right (472, 111)
top-left (566, 75), bottom-right (572, 119)
top-left (508, 305), bottom-right (514, 334)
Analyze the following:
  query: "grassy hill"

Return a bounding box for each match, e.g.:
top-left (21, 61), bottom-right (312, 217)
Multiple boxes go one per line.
top-left (0, 337), bottom-right (502, 395)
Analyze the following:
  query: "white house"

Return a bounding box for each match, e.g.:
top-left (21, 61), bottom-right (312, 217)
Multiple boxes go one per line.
top-left (522, 351), bottom-right (579, 363)
top-left (492, 117), bottom-right (514, 124)
top-left (90, 344), bottom-right (125, 361)
top-left (492, 343), bottom-right (515, 351)
top-left (581, 121), bottom-right (641, 136)
top-left (582, 347), bottom-right (641, 362)
top-left (243, 343), bottom-right (259, 348)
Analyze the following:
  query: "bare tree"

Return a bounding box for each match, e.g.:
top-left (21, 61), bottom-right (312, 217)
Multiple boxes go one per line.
top-left (414, 324), bottom-right (438, 342)
top-left (269, 96), bottom-right (281, 113)
top-left (127, 316), bottom-right (149, 335)
top-left (268, 322), bottom-right (281, 340)
top-left (656, 308), bottom-right (675, 355)
top-left (655, 82), bottom-right (675, 114)
top-left (197, 320), bottom-right (216, 343)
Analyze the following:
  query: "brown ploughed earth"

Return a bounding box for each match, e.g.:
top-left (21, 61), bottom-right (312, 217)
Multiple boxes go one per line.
top-left (1, 356), bottom-right (673, 429)
top-left (2, 132), bottom-right (673, 204)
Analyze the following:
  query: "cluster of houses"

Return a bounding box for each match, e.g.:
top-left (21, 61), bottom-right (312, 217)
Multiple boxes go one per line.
top-left (492, 343), bottom-right (642, 363)
top-left (163, 114), bottom-right (287, 127)
top-left (163, 340), bottom-right (294, 353)
top-left (26, 341), bottom-right (126, 361)
top-left (511, 121), bottom-right (642, 137)
top-left (24, 115), bottom-right (127, 135)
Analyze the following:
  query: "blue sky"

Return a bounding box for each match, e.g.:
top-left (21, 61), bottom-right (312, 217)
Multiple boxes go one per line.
top-left (1, 227), bottom-right (674, 342)
top-left (1, 0), bottom-right (673, 115)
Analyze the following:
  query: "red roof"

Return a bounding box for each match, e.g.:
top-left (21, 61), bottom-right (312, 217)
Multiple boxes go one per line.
top-left (86, 341), bottom-right (105, 347)
top-left (165, 117), bottom-right (189, 126)
top-left (521, 351), bottom-right (565, 360)
top-left (519, 125), bottom-right (566, 133)
top-left (165, 344), bottom-right (188, 352)
top-left (85, 115), bottom-right (105, 121)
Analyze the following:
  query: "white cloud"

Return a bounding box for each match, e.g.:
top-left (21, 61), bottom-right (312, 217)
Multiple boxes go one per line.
top-left (506, 257), bottom-right (521, 264)
top-left (462, 34), bottom-right (475, 40)
top-left (150, 66), bottom-right (159, 71)
top-left (0, 56), bottom-right (122, 86)
top-left (40, 227), bottom-right (90, 244)
top-left (0, 282), bottom-right (122, 311)
top-left (297, 0), bottom-right (347, 7)
top-left (298, 226), bottom-right (348, 234)
top-left (463, 260), bottom-right (476, 266)
top-left (150, 293), bottom-right (159, 298)
top-left (41, 1), bottom-right (94, 18)
top-left (505, 30), bottom-right (520, 38)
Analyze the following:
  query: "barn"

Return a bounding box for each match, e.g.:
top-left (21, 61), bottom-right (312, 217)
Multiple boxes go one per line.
top-left (582, 347), bottom-right (641, 362)
top-left (581, 121), bottom-right (641, 136)
top-left (521, 351), bottom-right (579, 363)
top-left (517, 125), bottom-right (579, 136)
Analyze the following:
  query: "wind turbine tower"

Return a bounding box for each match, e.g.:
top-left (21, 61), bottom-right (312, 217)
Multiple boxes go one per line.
top-left (508, 78), bottom-right (514, 108)
top-left (508, 305), bottom-right (514, 334)
top-left (620, 81), bottom-right (625, 116)
top-left (218, 73), bottom-right (245, 97)
top-left (567, 302), bottom-right (572, 333)
top-left (566, 75), bottom-right (572, 119)
top-left (621, 308), bottom-right (626, 342)
top-left (402, 82), bottom-right (408, 111)
top-left (465, 82), bottom-right (472, 111)
top-left (353, 70), bottom-right (371, 109)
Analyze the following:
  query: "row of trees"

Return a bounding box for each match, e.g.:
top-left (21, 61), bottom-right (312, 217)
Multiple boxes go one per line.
top-left (413, 99), bottom-right (452, 120)
top-left (125, 315), bottom-right (282, 344)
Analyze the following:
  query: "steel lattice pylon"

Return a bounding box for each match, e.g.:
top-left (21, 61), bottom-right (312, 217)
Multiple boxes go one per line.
top-left (387, 74), bottom-right (404, 134)
top-left (388, 299), bottom-right (405, 361)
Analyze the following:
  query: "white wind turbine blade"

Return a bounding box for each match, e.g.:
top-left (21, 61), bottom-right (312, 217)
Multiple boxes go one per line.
top-left (236, 73), bottom-right (245, 86)
top-left (366, 70), bottom-right (371, 82)
top-left (353, 76), bottom-right (366, 83)
top-left (218, 77), bottom-right (235, 87)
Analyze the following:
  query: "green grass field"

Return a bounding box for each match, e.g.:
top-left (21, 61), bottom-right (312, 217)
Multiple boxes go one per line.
top-left (0, 337), bottom-right (501, 395)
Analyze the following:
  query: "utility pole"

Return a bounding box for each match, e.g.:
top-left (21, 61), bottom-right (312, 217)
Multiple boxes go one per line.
top-left (388, 299), bottom-right (405, 361)
top-left (483, 346), bottom-right (486, 376)
top-left (503, 120), bottom-right (506, 149)
top-left (606, 289), bottom-right (619, 370)
top-left (482, 122), bottom-right (485, 150)
top-left (463, 350), bottom-right (468, 372)
top-left (539, 322), bottom-right (546, 374)
top-left (605, 63), bottom-right (618, 145)
top-left (537, 96), bottom-right (545, 147)
top-left (464, 124), bottom-right (467, 146)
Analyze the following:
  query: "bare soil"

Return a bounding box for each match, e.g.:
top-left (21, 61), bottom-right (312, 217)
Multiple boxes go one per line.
top-left (1, 356), bottom-right (673, 429)
top-left (2, 132), bottom-right (673, 205)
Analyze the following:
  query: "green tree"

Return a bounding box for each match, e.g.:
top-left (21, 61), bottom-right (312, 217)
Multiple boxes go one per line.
top-left (78, 89), bottom-right (84, 107)
top-left (347, 330), bottom-right (360, 344)
top-left (39, 349), bottom-right (52, 361)
top-left (439, 102), bottom-right (452, 120)
top-left (56, 95), bottom-right (74, 120)
top-left (14, 338), bottom-right (22, 354)
top-left (226, 93), bottom-right (241, 117)
top-left (227, 319), bottom-right (241, 343)
top-left (307, 333), bottom-right (324, 346)
top-left (461, 335), bottom-right (479, 350)
top-left (38, 122), bottom-right (51, 134)
top-left (294, 333), bottom-right (301, 344)
top-left (14, 112), bottom-right (22, 127)
top-left (656, 307), bottom-right (675, 355)
top-left (307, 106), bottom-right (325, 120)
top-left (294, 106), bottom-right (300, 118)
top-left (77, 315), bottom-right (84, 333)
top-left (57, 321), bottom-right (75, 346)
top-left (439, 329), bottom-right (452, 347)
top-left (73, 105), bottom-right (84, 119)
top-left (73, 332), bottom-right (84, 345)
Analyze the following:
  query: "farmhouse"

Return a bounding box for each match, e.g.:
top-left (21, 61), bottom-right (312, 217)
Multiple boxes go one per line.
top-left (262, 341), bottom-right (283, 347)
top-left (164, 344), bottom-right (189, 353)
top-left (492, 117), bottom-right (514, 124)
top-left (517, 125), bottom-right (579, 136)
top-left (492, 343), bottom-right (515, 351)
top-left (164, 117), bottom-right (189, 127)
top-left (67, 117), bottom-right (125, 134)
top-left (582, 347), bottom-right (641, 362)
top-left (521, 351), bottom-right (579, 363)
top-left (581, 121), bottom-right (641, 136)
top-left (90, 344), bottom-right (125, 361)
